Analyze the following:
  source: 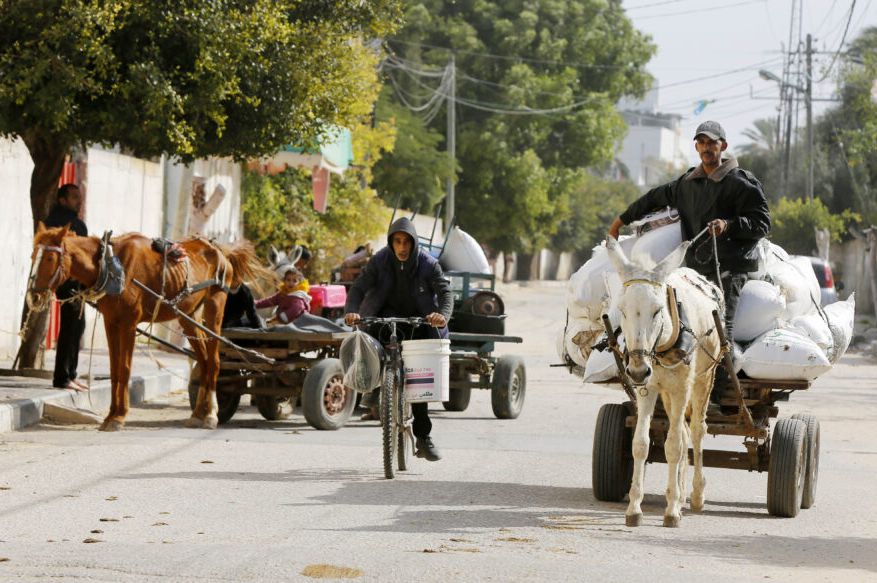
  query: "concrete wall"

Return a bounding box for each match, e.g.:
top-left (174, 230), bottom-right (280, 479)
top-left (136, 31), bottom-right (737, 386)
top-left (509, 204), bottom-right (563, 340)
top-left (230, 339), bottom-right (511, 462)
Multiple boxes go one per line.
top-left (164, 158), bottom-right (242, 243)
top-left (0, 139), bottom-right (35, 359)
top-left (832, 237), bottom-right (872, 315)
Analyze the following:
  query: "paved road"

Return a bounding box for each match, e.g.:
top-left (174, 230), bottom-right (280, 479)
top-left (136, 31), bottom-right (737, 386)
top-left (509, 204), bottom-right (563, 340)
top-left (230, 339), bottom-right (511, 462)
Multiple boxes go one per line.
top-left (0, 282), bottom-right (875, 582)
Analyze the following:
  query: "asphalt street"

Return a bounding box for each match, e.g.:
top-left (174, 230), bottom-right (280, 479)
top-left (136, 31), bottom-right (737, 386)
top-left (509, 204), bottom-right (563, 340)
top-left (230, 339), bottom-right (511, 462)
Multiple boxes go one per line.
top-left (0, 281), bottom-right (875, 582)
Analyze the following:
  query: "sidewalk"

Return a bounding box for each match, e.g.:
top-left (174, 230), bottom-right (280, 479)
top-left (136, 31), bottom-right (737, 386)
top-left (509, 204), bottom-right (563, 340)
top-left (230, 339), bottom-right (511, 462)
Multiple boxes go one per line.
top-left (0, 345), bottom-right (190, 433)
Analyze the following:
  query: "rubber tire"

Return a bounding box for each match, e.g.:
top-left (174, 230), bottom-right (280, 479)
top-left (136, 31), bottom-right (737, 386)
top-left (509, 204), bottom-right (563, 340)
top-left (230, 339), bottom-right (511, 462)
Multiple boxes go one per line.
top-left (255, 396), bottom-right (290, 421)
top-left (187, 366), bottom-right (241, 425)
top-left (491, 355), bottom-right (526, 419)
top-left (302, 358), bottom-right (354, 430)
top-left (381, 367), bottom-right (398, 479)
top-left (592, 403), bottom-right (634, 502)
top-left (442, 387), bottom-right (472, 412)
top-left (767, 418), bottom-right (807, 518)
top-left (791, 413), bottom-right (820, 509)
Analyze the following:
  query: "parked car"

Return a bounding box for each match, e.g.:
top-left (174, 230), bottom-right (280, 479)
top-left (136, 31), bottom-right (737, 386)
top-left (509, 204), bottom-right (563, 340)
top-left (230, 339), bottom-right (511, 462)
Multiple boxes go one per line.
top-left (807, 256), bottom-right (842, 306)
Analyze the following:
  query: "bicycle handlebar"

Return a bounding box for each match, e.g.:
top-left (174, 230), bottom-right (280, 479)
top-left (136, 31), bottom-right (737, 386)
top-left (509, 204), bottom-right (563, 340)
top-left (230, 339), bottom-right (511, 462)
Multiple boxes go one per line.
top-left (357, 316), bottom-right (426, 327)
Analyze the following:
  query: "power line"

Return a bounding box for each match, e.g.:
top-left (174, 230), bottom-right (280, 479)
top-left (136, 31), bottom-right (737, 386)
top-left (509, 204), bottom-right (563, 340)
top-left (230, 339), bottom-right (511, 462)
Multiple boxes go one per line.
top-left (635, 0), bottom-right (767, 20)
top-left (625, 0), bottom-right (690, 11)
top-left (654, 57), bottom-right (784, 89)
top-left (816, 0), bottom-right (857, 83)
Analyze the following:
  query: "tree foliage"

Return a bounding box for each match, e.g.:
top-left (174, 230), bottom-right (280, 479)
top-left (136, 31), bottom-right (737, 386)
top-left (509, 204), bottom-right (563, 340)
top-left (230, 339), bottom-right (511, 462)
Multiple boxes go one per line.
top-left (242, 120), bottom-right (394, 283)
top-left (769, 197), bottom-right (860, 256)
top-left (374, 0), bottom-right (654, 254)
top-left (0, 0), bottom-right (403, 220)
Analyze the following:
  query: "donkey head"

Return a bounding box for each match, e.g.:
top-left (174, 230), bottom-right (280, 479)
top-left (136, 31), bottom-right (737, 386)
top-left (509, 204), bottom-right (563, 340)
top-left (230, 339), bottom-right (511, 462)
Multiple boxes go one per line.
top-left (29, 223), bottom-right (74, 310)
top-left (605, 237), bottom-right (690, 385)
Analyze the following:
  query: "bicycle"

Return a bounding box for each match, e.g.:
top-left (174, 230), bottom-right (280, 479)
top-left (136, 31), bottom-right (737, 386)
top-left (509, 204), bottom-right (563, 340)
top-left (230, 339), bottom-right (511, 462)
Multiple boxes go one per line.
top-left (357, 316), bottom-right (426, 479)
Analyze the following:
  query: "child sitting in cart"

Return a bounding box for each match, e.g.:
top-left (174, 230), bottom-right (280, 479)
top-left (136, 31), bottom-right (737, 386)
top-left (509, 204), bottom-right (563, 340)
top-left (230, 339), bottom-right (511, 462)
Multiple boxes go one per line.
top-left (256, 265), bottom-right (311, 325)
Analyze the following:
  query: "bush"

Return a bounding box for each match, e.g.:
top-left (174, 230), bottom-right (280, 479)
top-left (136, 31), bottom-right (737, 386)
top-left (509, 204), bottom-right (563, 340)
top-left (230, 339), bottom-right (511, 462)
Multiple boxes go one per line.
top-left (770, 197), bottom-right (859, 255)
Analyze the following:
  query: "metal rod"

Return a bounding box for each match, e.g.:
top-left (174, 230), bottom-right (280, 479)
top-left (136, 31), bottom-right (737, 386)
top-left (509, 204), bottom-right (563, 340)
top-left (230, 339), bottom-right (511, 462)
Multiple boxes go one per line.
top-left (131, 278), bottom-right (275, 364)
top-left (135, 327), bottom-right (195, 359)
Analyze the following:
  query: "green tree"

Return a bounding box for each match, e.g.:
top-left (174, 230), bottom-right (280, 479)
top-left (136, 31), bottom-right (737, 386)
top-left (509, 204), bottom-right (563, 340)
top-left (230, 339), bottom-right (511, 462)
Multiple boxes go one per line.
top-left (375, 0), bottom-right (654, 255)
top-left (769, 197), bottom-right (859, 256)
top-left (0, 0), bottom-right (402, 225)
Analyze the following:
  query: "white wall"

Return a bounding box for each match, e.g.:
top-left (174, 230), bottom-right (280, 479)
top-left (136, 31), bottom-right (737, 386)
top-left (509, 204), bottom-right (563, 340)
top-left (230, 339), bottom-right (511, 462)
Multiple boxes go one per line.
top-left (164, 158), bottom-right (242, 243)
top-left (0, 138), bottom-right (35, 359)
top-left (618, 125), bottom-right (689, 188)
top-left (86, 147), bottom-right (164, 237)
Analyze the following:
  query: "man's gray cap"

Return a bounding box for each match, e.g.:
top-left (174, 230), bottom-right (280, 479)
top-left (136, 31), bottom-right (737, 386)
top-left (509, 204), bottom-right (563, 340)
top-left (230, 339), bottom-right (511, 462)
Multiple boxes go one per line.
top-left (693, 120), bottom-right (726, 141)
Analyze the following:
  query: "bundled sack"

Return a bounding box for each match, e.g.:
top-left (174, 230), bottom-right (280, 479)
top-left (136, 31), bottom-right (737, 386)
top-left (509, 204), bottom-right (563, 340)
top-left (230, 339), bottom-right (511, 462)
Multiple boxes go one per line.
top-left (567, 237), bottom-right (635, 323)
top-left (741, 328), bottom-right (832, 381)
top-left (630, 222), bottom-right (682, 265)
top-left (789, 313), bottom-right (834, 354)
top-left (769, 255), bottom-right (821, 321)
top-left (339, 331), bottom-right (384, 392)
top-left (631, 207), bottom-right (679, 236)
top-left (583, 336), bottom-right (624, 384)
top-left (440, 226), bottom-right (491, 274)
top-left (823, 293), bottom-right (856, 364)
top-left (733, 279), bottom-right (786, 342)
top-left (557, 318), bottom-right (604, 368)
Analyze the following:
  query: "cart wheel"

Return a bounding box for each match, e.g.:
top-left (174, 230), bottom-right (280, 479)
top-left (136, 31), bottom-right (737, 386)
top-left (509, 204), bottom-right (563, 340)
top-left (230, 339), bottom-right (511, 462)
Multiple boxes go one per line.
top-left (302, 359), bottom-right (354, 430)
top-left (187, 365), bottom-right (242, 425)
top-left (767, 417), bottom-right (807, 517)
top-left (791, 413), bottom-right (820, 509)
top-left (491, 355), bottom-right (526, 419)
top-left (592, 403), bottom-right (633, 502)
top-left (254, 396), bottom-right (291, 421)
top-left (443, 388), bottom-right (472, 412)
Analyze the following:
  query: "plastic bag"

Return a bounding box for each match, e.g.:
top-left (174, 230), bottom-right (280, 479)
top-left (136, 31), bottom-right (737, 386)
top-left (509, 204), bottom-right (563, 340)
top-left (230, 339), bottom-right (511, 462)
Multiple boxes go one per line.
top-left (340, 331), bottom-right (384, 393)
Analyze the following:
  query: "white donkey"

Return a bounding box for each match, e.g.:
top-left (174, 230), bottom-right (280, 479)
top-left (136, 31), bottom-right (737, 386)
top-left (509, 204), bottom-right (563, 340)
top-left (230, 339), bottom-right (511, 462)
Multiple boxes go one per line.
top-left (605, 237), bottom-right (724, 527)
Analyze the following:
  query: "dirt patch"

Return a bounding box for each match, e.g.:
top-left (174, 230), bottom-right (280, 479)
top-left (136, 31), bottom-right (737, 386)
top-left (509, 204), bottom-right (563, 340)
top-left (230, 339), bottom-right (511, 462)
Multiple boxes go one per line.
top-left (497, 537), bottom-right (535, 543)
top-left (301, 564), bottom-right (364, 579)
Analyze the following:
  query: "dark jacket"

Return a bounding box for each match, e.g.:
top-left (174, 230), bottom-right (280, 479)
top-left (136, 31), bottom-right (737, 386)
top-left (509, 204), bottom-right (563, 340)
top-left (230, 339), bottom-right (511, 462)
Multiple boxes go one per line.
top-left (44, 204), bottom-right (88, 298)
top-left (44, 204), bottom-right (87, 237)
top-left (619, 155), bottom-right (771, 275)
top-left (222, 284), bottom-right (262, 329)
top-left (345, 217), bottom-right (453, 338)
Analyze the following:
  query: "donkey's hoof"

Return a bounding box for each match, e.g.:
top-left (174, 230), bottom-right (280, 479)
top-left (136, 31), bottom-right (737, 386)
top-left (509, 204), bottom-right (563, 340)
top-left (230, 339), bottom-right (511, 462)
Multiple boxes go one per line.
top-left (183, 415), bottom-right (203, 428)
top-left (690, 498), bottom-right (705, 513)
top-left (663, 515), bottom-right (681, 528)
top-left (203, 416), bottom-right (219, 430)
top-left (99, 419), bottom-right (124, 432)
top-left (625, 513), bottom-right (642, 527)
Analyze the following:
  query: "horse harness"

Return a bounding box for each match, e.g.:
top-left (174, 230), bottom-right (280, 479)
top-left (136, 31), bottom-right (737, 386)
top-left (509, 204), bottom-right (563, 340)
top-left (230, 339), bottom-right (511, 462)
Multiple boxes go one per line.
top-left (151, 237), bottom-right (230, 307)
top-left (31, 231), bottom-right (125, 298)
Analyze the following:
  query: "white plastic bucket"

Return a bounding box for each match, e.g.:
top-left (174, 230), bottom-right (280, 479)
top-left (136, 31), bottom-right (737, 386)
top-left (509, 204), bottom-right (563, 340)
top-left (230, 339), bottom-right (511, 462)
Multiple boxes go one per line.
top-left (402, 339), bottom-right (451, 402)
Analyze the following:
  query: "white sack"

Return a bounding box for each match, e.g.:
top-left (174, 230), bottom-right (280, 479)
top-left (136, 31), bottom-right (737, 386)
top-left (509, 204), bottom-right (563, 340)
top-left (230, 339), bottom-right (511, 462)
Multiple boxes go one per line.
top-left (731, 342), bottom-right (745, 374)
top-left (583, 337), bottom-right (624, 384)
top-left (440, 226), bottom-right (491, 274)
top-left (823, 293), bottom-right (856, 363)
top-left (741, 328), bottom-right (832, 381)
top-left (733, 279), bottom-right (786, 342)
top-left (630, 222), bottom-right (683, 265)
top-left (557, 318), bottom-right (603, 368)
top-left (789, 313), bottom-right (834, 354)
top-left (768, 256), bottom-right (820, 321)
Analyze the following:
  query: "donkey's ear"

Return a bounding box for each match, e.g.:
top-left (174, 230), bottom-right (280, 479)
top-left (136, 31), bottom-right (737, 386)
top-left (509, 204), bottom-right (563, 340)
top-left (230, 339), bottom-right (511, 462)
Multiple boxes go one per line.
top-left (655, 240), bottom-right (691, 281)
top-left (268, 245), bottom-right (280, 264)
top-left (605, 236), bottom-right (631, 276)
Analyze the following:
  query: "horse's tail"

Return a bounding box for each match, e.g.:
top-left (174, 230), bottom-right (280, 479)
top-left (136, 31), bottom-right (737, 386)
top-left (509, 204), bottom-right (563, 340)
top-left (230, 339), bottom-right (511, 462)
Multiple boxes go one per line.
top-left (219, 241), bottom-right (277, 294)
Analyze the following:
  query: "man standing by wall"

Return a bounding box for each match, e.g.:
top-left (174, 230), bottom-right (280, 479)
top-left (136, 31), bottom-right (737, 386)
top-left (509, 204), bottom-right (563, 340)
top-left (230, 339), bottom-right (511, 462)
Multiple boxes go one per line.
top-left (44, 183), bottom-right (89, 391)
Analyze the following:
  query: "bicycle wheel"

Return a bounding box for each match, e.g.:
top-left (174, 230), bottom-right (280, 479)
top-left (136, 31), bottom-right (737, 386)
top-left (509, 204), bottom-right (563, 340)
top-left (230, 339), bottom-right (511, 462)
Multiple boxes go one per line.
top-left (397, 387), bottom-right (412, 471)
top-left (381, 366), bottom-right (399, 479)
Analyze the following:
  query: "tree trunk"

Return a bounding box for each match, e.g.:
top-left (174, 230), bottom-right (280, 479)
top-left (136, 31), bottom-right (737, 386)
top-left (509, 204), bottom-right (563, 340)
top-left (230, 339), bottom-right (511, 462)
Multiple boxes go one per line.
top-left (15, 131), bottom-right (68, 370)
top-left (868, 228), bottom-right (877, 318)
top-left (516, 252), bottom-right (535, 281)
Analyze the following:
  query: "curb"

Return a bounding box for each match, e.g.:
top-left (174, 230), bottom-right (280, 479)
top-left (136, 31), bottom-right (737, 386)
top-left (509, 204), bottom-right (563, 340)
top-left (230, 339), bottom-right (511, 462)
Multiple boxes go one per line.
top-left (0, 366), bottom-right (189, 433)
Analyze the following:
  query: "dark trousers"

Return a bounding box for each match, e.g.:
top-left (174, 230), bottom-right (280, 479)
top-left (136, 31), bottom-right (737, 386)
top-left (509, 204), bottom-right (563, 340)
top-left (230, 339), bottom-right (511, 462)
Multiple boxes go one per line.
top-left (365, 322), bottom-right (439, 439)
top-left (705, 271), bottom-right (748, 400)
top-left (53, 282), bottom-right (86, 388)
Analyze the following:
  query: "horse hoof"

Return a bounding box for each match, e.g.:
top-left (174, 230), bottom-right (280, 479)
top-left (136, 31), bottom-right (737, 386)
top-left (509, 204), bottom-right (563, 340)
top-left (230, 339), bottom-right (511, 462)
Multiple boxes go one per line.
top-left (99, 419), bottom-right (124, 432)
top-left (625, 514), bottom-right (642, 527)
top-left (663, 515), bottom-right (681, 528)
top-left (183, 416), bottom-right (203, 428)
top-left (203, 416), bottom-right (218, 430)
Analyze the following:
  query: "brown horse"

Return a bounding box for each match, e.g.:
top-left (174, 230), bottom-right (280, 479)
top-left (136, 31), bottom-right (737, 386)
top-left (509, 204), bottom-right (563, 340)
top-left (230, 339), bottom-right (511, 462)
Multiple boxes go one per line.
top-left (29, 223), bottom-right (268, 431)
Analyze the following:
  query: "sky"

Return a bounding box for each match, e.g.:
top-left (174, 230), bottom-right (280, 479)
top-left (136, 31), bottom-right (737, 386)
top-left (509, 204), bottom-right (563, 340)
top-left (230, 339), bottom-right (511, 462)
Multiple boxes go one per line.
top-left (623, 0), bottom-right (877, 164)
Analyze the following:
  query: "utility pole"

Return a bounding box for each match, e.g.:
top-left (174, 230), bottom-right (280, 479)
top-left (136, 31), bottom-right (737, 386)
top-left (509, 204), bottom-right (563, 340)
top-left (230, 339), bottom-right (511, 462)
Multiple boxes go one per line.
top-left (445, 54), bottom-right (456, 235)
top-left (806, 33), bottom-right (814, 200)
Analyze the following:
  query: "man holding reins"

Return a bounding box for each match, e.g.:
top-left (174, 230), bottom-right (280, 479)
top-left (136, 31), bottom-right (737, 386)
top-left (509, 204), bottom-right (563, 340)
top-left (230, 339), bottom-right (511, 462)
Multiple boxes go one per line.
top-left (608, 121), bottom-right (772, 411)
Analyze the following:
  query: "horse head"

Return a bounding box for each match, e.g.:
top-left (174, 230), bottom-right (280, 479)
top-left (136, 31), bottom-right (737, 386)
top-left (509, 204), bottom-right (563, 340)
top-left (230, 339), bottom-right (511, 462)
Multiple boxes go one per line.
top-left (605, 236), bottom-right (691, 386)
top-left (29, 222), bottom-right (75, 310)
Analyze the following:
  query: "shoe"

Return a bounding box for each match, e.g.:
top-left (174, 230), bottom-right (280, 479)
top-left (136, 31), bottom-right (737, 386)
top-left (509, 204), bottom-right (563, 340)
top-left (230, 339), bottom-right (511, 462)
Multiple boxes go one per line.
top-left (415, 437), bottom-right (442, 461)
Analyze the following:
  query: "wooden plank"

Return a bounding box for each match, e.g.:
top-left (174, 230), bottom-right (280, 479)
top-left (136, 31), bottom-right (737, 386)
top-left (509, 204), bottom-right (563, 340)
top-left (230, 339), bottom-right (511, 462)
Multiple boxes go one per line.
top-left (449, 332), bottom-right (522, 344)
top-left (222, 329), bottom-right (351, 343)
top-left (647, 446), bottom-right (767, 472)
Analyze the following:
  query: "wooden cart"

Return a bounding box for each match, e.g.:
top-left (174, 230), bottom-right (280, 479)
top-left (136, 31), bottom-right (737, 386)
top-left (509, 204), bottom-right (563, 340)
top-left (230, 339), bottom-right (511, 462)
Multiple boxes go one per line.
top-left (188, 328), bottom-right (355, 430)
top-left (590, 313), bottom-right (820, 518)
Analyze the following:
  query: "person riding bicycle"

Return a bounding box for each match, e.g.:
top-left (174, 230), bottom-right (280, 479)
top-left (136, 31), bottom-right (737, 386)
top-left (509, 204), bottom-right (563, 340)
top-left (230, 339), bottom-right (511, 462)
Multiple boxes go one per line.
top-left (608, 121), bottom-right (771, 413)
top-left (344, 217), bottom-right (453, 461)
